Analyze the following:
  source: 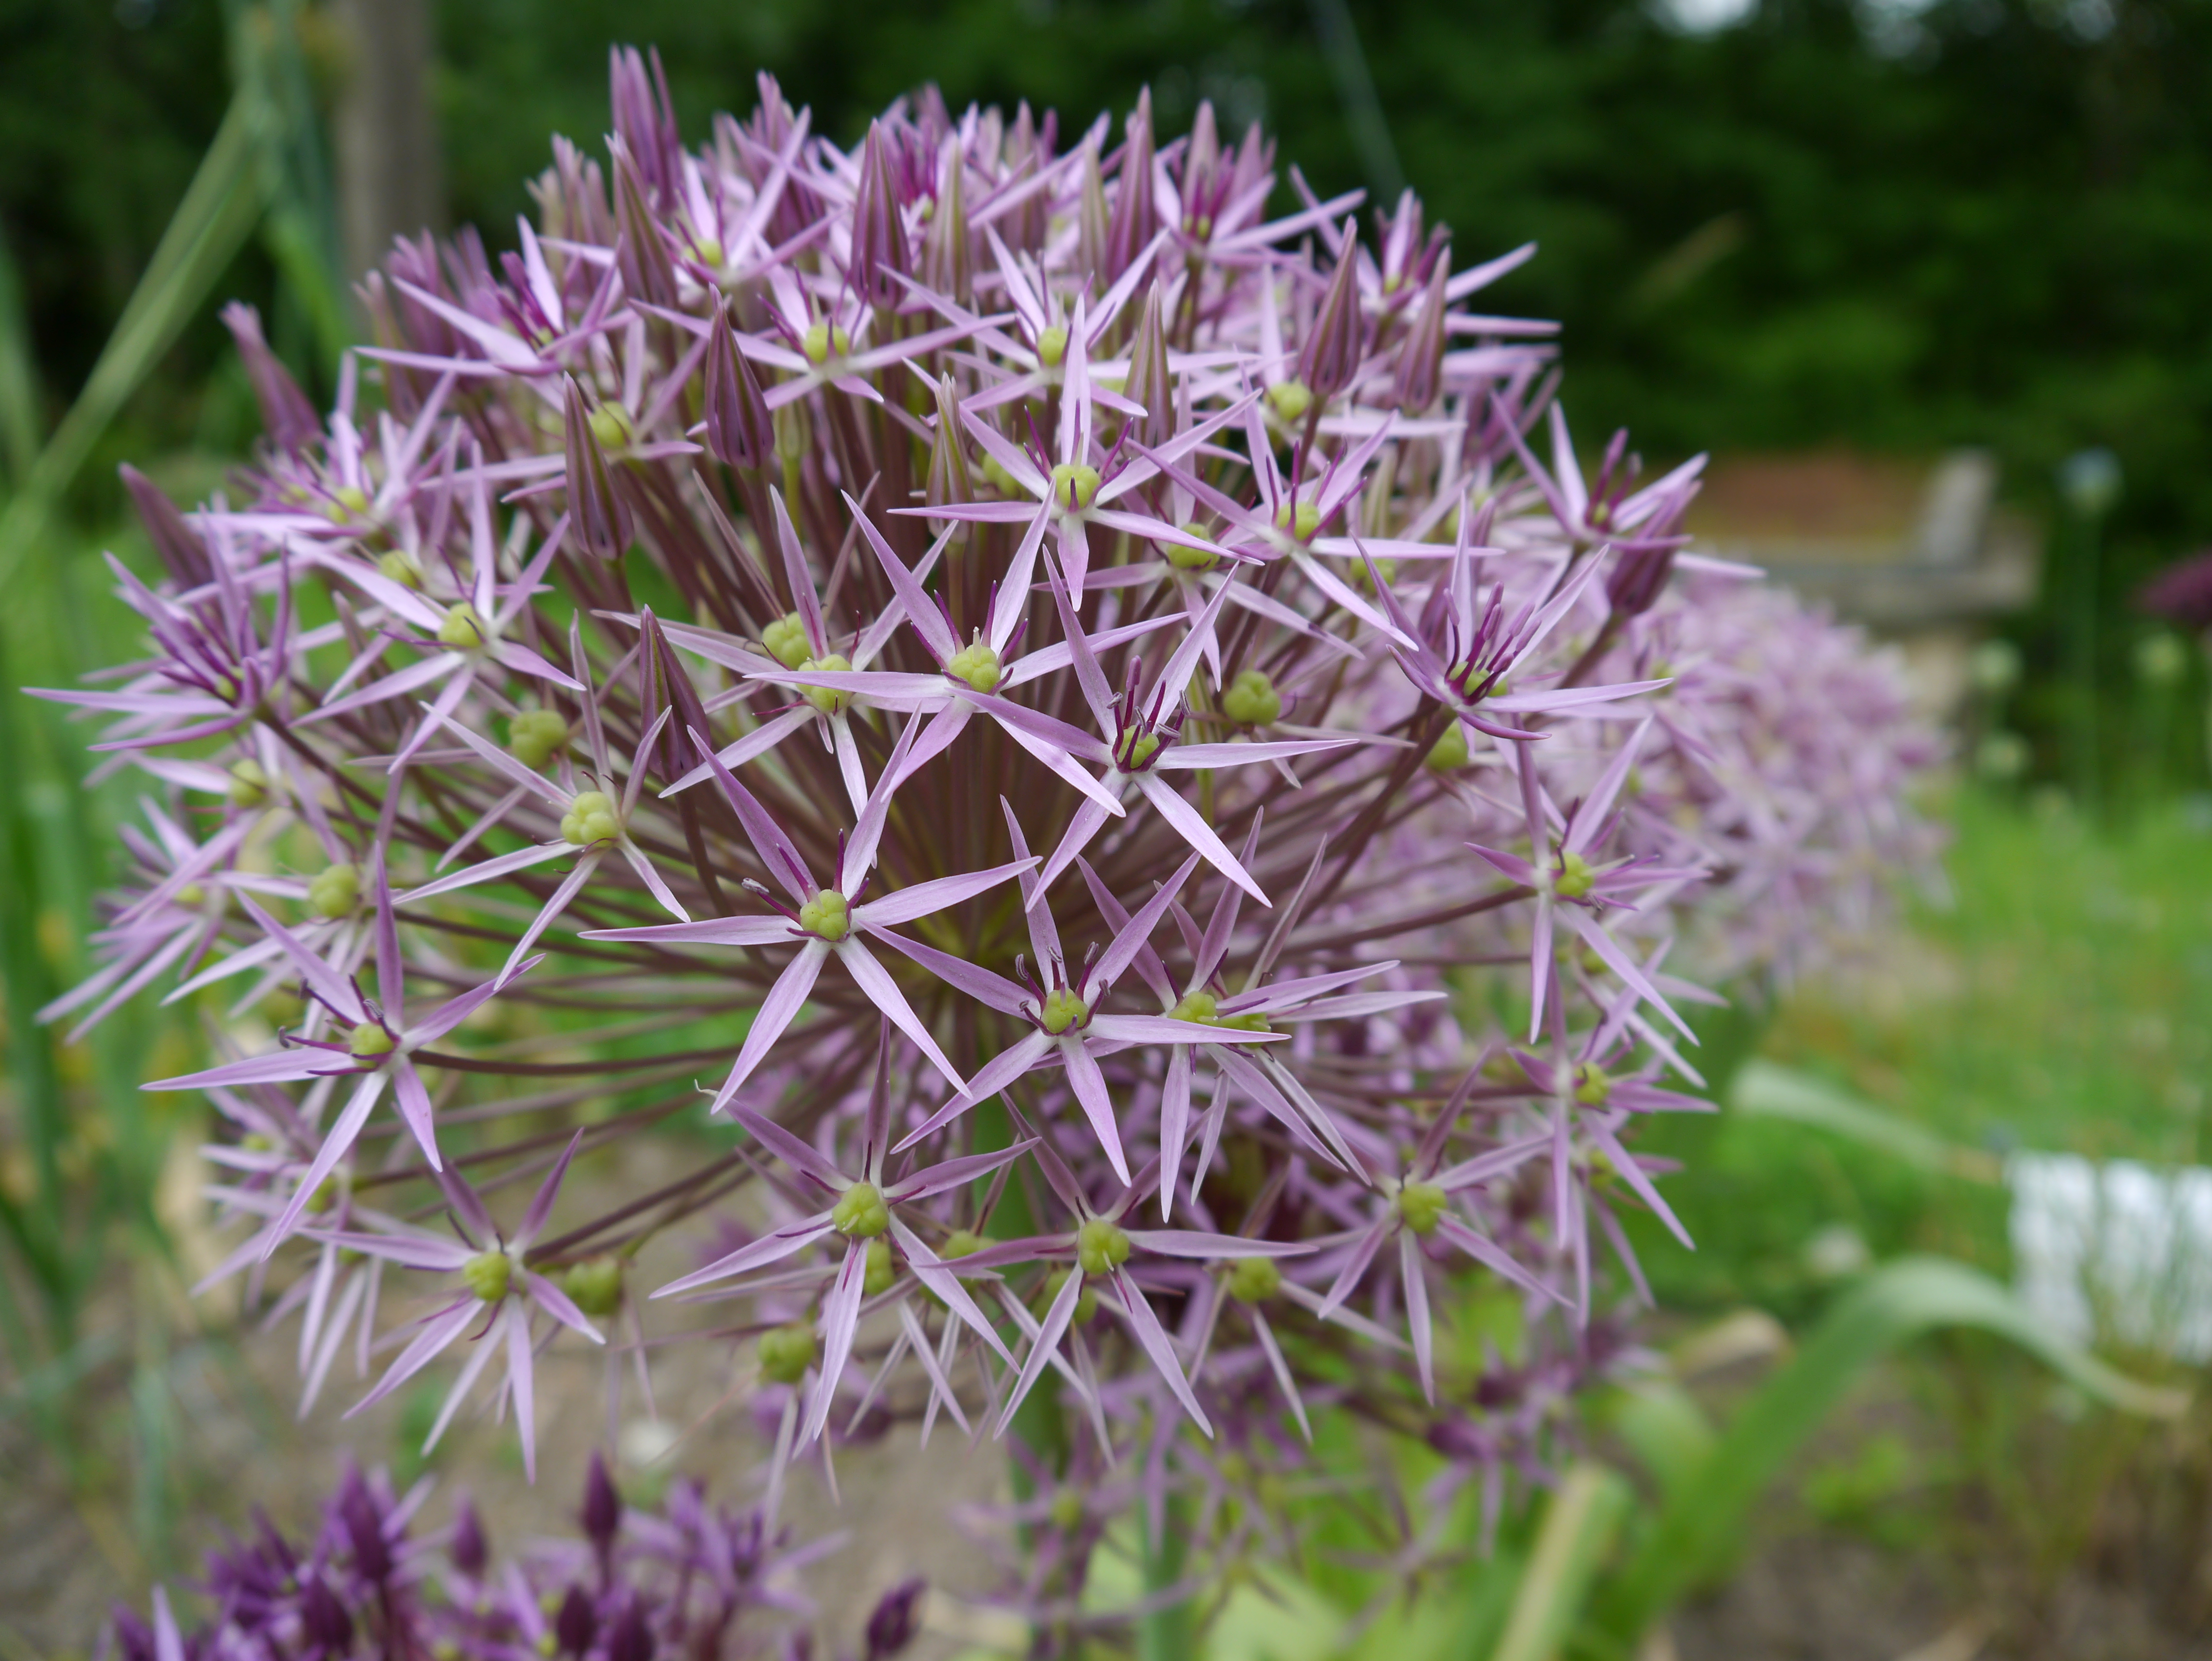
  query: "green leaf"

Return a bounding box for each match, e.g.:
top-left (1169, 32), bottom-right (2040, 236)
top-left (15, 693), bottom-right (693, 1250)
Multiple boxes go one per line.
top-left (0, 223), bottom-right (41, 487)
top-left (0, 91), bottom-right (264, 590)
top-left (1589, 1256), bottom-right (2186, 1647)
top-left (1488, 1463), bottom-right (1633, 1661)
top-left (1729, 1059), bottom-right (2001, 1182)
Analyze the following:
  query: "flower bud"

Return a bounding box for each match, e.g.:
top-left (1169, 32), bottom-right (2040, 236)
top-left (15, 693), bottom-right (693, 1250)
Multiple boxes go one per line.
top-left (612, 145), bottom-right (678, 312)
top-left (563, 377), bottom-right (633, 561)
top-left (300, 1577), bottom-right (354, 1650)
top-left (121, 465), bottom-right (213, 588)
top-left (864, 1577), bottom-right (927, 1661)
top-left (1104, 90), bottom-right (1158, 284)
top-left (450, 1497), bottom-right (489, 1575)
top-left (583, 1450), bottom-right (623, 1549)
top-left (555, 1585), bottom-right (597, 1656)
top-left (1295, 225), bottom-right (1366, 406)
top-left (1391, 257), bottom-right (1450, 413)
top-left (925, 376), bottom-right (974, 534)
top-left (922, 145), bottom-right (971, 305)
top-left (221, 302), bottom-right (321, 456)
top-left (1121, 283), bottom-right (1172, 450)
top-left (851, 122), bottom-right (912, 309)
top-left (1604, 546), bottom-right (1676, 620)
top-left (704, 303), bottom-right (777, 472)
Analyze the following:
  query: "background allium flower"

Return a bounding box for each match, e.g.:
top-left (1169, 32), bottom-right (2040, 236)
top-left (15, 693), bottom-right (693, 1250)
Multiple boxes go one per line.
top-left (46, 44), bottom-right (1937, 1646)
top-left (110, 1456), bottom-right (911, 1661)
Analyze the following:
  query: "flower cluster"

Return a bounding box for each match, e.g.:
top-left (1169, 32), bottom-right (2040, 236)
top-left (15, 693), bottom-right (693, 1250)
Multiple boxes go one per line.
top-left (109, 1455), bottom-right (920, 1661)
top-left (47, 49), bottom-right (1934, 1639)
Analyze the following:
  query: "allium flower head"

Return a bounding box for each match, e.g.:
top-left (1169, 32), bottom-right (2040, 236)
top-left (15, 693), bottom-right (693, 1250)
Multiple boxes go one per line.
top-left (45, 49), bottom-right (1936, 1639)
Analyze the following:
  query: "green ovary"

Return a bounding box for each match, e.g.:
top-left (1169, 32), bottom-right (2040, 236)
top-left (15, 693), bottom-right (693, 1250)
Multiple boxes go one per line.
top-left (563, 1257), bottom-right (624, 1317)
top-left (587, 402), bottom-right (632, 451)
top-left (831, 1180), bottom-right (890, 1238)
top-left (946, 639), bottom-right (1001, 693)
top-left (1166, 526), bottom-right (1219, 570)
top-left (1426, 722), bottom-right (1470, 771)
top-left (376, 549), bottom-right (423, 588)
top-left (561, 790), bottom-right (621, 847)
top-left (307, 861), bottom-right (361, 920)
top-left (227, 758), bottom-right (271, 809)
top-left (1265, 380), bottom-right (1313, 422)
top-left (1572, 1061), bottom-right (1611, 1107)
top-left (1049, 461), bottom-right (1100, 512)
top-left (1039, 987), bottom-right (1088, 1034)
top-left (1075, 1217), bottom-right (1131, 1277)
top-left (799, 888), bottom-right (850, 942)
top-left (510, 709), bottom-right (569, 769)
top-left (1114, 728), bottom-right (1161, 772)
top-left (863, 1238), bottom-right (895, 1297)
top-left (1554, 850), bottom-right (1595, 900)
top-left (1225, 1255), bottom-right (1281, 1304)
top-left (1395, 1180), bottom-right (1448, 1237)
top-left (799, 653), bottom-right (852, 714)
top-left (462, 1249), bottom-right (512, 1303)
top-left (1271, 499), bottom-right (1321, 541)
top-left (1169, 990), bottom-right (1219, 1025)
top-left (758, 1321), bottom-right (816, 1384)
top-left (349, 1021), bottom-right (395, 1060)
top-left (801, 322), bottom-right (851, 366)
top-left (1222, 668), bottom-right (1282, 727)
top-left (1035, 325), bottom-right (1068, 369)
top-left (761, 613), bottom-right (811, 670)
top-left (437, 603), bottom-right (492, 649)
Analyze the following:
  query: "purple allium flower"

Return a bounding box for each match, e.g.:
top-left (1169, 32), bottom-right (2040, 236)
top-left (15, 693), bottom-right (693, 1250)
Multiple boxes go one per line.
top-left (111, 1457), bottom-right (905, 1661)
top-left (46, 50), bottom-right (1938, 1635)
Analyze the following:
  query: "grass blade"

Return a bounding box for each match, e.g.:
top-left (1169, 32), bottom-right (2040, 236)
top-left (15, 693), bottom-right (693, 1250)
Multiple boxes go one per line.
top-left (1488, 1462), bottom-right (1633, 1661)
top-left (1591, 1255), bottom-right (2187, 1647)
top-left (0, 92), bottom-right (264, 589)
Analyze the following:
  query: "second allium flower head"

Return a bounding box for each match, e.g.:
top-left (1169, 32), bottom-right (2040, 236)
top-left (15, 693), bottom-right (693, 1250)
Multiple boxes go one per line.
top-left (44, 44), bottom-right (1937, 1629)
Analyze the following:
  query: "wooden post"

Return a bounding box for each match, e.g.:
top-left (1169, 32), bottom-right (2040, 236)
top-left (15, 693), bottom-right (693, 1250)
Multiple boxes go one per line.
top-left (329, 0), bottom-right (445, 281)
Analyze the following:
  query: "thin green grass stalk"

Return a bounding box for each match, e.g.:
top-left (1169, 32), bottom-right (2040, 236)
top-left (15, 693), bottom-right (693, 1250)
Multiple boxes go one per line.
top-left (0, 94), bottom-right (263, 591)
top-left (0, 224), bottom-right (41, 487)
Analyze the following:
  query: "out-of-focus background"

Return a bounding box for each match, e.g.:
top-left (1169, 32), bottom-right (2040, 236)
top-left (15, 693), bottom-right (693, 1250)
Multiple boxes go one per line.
top-left (1, 1), bottom-right (2210, 1655)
